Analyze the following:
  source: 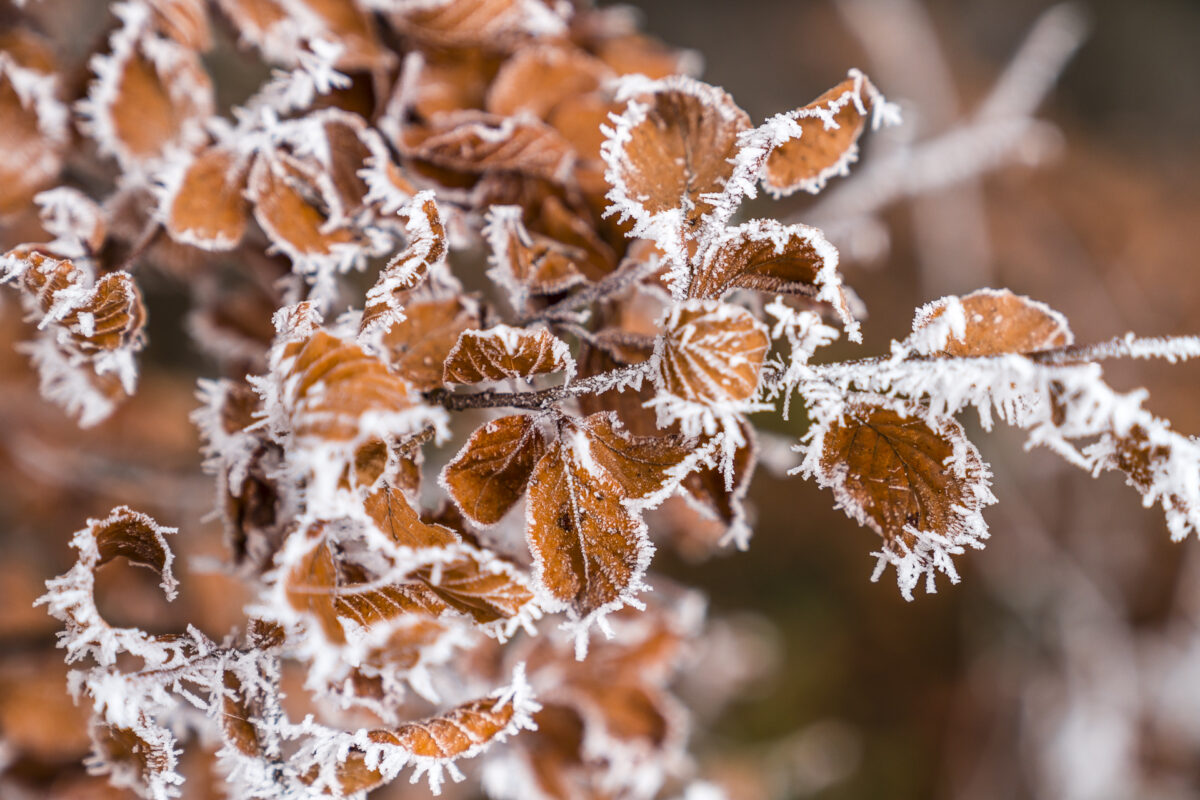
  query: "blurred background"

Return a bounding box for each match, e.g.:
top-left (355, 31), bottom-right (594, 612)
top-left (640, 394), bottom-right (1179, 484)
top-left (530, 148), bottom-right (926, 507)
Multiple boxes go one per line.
top-left (1, 1), bottom-right (1198, 798)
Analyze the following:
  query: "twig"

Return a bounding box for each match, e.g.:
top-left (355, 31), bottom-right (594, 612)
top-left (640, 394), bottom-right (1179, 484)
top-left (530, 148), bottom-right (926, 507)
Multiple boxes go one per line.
top-left (424, 363), bottom-right (651, 411)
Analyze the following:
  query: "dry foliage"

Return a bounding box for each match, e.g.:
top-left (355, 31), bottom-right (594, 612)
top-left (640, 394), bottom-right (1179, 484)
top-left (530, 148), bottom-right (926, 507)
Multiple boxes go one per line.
top-left (0, 2), bottom-right (1195, 800)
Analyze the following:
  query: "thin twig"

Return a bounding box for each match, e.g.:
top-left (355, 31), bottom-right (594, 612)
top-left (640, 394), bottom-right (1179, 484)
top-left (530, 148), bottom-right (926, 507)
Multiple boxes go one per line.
top-left (424, 363), bottom-right (651, 411)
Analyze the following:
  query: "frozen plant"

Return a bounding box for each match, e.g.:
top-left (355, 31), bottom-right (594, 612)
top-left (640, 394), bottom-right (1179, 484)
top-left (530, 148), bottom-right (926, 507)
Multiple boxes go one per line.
top-left (0, 1), bottom-right (1194, 798)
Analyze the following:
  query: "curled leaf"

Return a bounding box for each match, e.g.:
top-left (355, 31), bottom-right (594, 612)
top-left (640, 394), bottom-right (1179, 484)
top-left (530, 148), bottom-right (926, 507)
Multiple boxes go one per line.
top-left (443, 325), bottom-right (575, 385)
top-left (360, 191), bottom-right (447, 340)
top-left (762, 71), bottom-right (882, 197)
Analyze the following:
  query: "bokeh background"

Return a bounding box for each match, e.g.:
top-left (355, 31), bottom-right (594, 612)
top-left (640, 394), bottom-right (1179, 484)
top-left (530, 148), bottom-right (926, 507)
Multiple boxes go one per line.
top-left (1, 1), bottom-right (1198, 798)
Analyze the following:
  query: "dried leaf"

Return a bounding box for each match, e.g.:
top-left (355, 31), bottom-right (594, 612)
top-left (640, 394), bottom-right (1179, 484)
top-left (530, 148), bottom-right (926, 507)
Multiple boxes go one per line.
top-left (441, 414), bottom-right (546, 525)
top-left (148, 0), bottom-right (213, 50)
top-left (680, 422), bottom-right (756, 546)
top-left (656, 300), bottom-right (769, 404)
top-left (273, 331), bottom-right (414, 442)
top-left (388, 0), bottom-right (568, 50)
top-left (405, 49), bottom-right (499, 120)
top-left (525, 414), bottom-right (698, 620)
top-left (247, 155), bottom-right (357, 271)
top-left (401, 111), bottom-right (576, 184)
top-left (0, 55), bottom-right (67, 216)
top-left (602, 76), bottom-right (750, 227)
top-left (527, 432), bottom-right (646, 617)
top-left (83, 12), bottom-right (213, 168)
top-left (484, 205), bottom-right (588, 301)
top-left (486, 44), bottom-right (611, 120)
top-left (690, 219), bottom-right (853, 330)
top-left (381, 296), bottom-right (480, 390)
top-left (162, 146), bottom-right (250, 250)
top-left (763, 73), bottom-right (878, 197)
top-left (808, 403), bottom-right (995, 597)
top-left (912, 288), bottom-right (1074, 357)
top-left (360, 192), bottom-right (446, 339)
top-left (443, 325), bottom-right (575, 384)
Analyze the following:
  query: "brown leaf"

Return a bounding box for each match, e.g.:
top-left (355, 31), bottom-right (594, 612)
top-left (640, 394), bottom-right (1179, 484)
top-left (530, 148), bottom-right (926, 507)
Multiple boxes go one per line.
top-left (389, 0), bottom-right (567, 50)
top-left (284, 527), bottom-right (345, 644)
top-left (657, 300), bottom-right (770, 405)
top-left (406, 50), bottom-right (500, 120)
top-left (680, 422), bottom-right (756, 544)
top-left (486, 44), bottom-right (612, 120)
top-left (87, 29), bottom-right (213, 167)
top-left (148, 0), bottom-right (212, 50)
top-left (165, 146), bottom-right (250, 250)
top-left (0, 58), bottom-right (66, 216)
top-left (219, 670), bottom-right (261, 757)
top-left (247, 155), bottom-right (356, 267)
top-left (90, 722), bottom-right (179, 797)
top-left (523, 412), bottom-right (698, 619)
top-left (360, 192), bottom-right (446, 339)
top-left (364, 484), bottom-right (458, 549)
top-left (763, 74), bottom-right (878, 197)
top-left (442, 414), bottom-right (546, 525)
top-left (274, 331), bottom-right (413, 442)
top-left (365, 693), bottom-right (516, 757)
top-left (912, 288), bottom-right (1073, 357)
top-left (813, 403), bottom-right (994, 591)
top-left (400, 111), bottom-right (576, 184)
top-left (443, 325), bottom-right (574, 384)
top-left (484, 205), bottom-right (588, 301)
top-left (578, 413), bottom-right (696, 504)
top-left (603, 77), bottom-right (750, 226)
top-left (690, 219), bottom-right (852, 328)
top-left (381, 296), bottom-right (481, 390)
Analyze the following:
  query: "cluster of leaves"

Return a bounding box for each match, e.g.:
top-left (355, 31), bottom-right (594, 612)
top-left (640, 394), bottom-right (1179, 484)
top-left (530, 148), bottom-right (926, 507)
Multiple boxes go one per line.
top-left (2, 0), bottom-right (1198, 798)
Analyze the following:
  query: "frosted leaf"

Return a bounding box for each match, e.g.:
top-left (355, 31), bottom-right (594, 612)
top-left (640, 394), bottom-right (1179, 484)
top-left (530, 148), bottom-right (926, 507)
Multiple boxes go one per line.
top-left (761, 70), bottom-right (894, 198)
top-left (381, 0), bottom-right (570, 49)
top-left (359, 191), bottom-right (447, 342)
top-left (689, 218), bottom-right (857, 339)
top-left (89, 720), bottom-right (184, 800)
top-left (400, 111), bottom-right (577, 185)
top-left (797, 401), bottom-right (996, 600)
top-left (216, 0), bottom-right (385, 72)
top-left (525, 413), bottom-right (704, 637)
top-left (441, 414), bottom-right (546, 526)
top-left (36, 506), bottom-right (185, 668)
top-left (486, 44), bottom-right (612, 120)
top-left (0, 44), bottom-right (69, 216)
top-left (381, 295), bottom-right (481, 390)
top-left (654, 299), bottom-right (770, 406)
top-left (246, 153), bottom-right (363, 291)
top-left (907, 287), bottom-right (1073, 357)
top-left (526, 432), bottom-right (649, 625)
top-left (443, 325), bottom-right (576, 385)
top-left (78, 2), bottom-right (214, 172)
top-left (35, 187), bottom-right (108, 256)
top-left (679, 420), bottom-right (757, 550)
top-left (1, 248), bottom-right (147, 426)
top-left (158, 144), bottom-right (250, 251)
top-left (601, 75), bottom-right (751, 234)
top-left (261, 329), bottom-right (427, 446)
top-left (313, 665), bottom-right (541, 795)
top-left (483, 205), bottom-right (588, 309)
top-left (146, 0), bottom-right (212, 50)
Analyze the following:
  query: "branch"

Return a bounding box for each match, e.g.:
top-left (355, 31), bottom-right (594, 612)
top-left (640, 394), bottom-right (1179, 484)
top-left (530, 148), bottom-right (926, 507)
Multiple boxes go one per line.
top-left (424, 362), bottom-right (652, 411)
